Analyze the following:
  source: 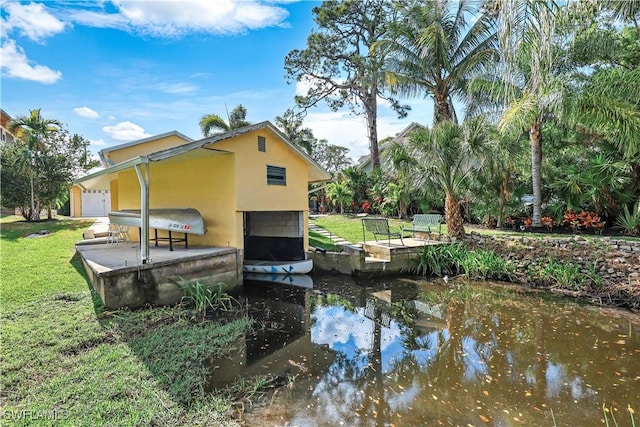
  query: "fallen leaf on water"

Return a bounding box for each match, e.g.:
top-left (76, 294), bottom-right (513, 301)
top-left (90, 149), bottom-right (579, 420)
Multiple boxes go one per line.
top-left (525, 392), bottom-right (532, 397)
top-left (483, 390), bottom-right (489, 396)
top-left (479, 415), bottom-right (490, 422)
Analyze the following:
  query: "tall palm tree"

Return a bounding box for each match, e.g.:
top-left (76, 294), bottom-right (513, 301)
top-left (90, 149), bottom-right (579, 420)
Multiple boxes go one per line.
top-left (199, 104), bottom-right (250, 137)
top-left (8, 108), bottom-right (61, 221)
top-left (274, 109), bottom-right (314, 154)
top-left (477, 1), bottom-right (640, 226)
top-left (407, 118), bottom-right (490, 239)
top-left (380, 0), bottom-right (498, 124)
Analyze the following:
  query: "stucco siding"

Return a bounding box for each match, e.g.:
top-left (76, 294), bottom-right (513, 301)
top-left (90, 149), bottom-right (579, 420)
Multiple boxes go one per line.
top-left (112, 153), bottom-right (238, 248)
top-left (105, 134), bottom-right (191, 164)
top-left (212, 128), bottom-right (309, 213)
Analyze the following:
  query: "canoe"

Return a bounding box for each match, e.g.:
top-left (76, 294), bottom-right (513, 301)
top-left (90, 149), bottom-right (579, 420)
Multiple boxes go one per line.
top-left (244, 273), bottom-right (314, 289)
top-left (109, 208), bottom-right (206, 235)
top-left (242, 259), bottom-right (313, 274)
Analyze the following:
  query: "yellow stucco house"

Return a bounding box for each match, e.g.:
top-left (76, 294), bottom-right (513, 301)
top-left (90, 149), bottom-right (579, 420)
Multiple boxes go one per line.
top-left (74, 122), bottom-right (330, 264)
top-left (71, 131), bottom-right (194, 217)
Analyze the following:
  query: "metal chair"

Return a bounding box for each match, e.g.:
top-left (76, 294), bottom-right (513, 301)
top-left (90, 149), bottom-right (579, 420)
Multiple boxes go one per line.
top-left (107, 224), bottom-right (130, 244)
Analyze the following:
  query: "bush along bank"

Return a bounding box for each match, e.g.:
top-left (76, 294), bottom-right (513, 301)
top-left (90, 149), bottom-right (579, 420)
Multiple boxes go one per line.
top-left (415, 235), bottom-right (640, 311)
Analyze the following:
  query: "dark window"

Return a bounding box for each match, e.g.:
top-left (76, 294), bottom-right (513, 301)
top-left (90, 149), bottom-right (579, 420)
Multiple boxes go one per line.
top-left (267, 165), bottom-right (286, 185)
top-left (258, 136), bottom-right (266, 152)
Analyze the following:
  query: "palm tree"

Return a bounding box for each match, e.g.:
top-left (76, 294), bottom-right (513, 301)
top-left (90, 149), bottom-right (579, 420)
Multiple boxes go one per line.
top-left (478, 1), bottom-right (640, 226)
top-left (274, 109), bottom-right (314, 154)
top-left (199, 104), bottom-right (250, 137)
top-left (407, 118), bottom-right (490, 239)
top-left (8, 108), bottom-right (61, 221)
top-left (380, 0), bottom-right (498, 124)
top-left (326, 180), bottom-right (353, 214)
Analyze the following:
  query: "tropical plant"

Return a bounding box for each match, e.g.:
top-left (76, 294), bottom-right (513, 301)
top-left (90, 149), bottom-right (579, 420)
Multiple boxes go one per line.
top-left (341, 166), bottom-right (369, 207)
top-left (616, 205), bottom-right (640, 236)
top-left (274, 108), bottom-right (315, 154)
top-left (325, 180), bottom-right (353, 214)
top-left (380, 0), bottom-right (498, 124)
top-left (406, 118), bottom-right (490, 239)
top-left (7, 108), bottom-right (62, 221)
top-left (199, 104), bottom-right (250, 137)
top-left (415, 243), bottom-right (515, 281)
top-left (471, 2), bottom-right (640, 227)
top-left (178, 280), bottom-right (237, 317)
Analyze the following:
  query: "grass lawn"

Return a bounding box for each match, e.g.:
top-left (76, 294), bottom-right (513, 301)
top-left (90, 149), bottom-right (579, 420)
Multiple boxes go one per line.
top-left (310, 213), bottom-right (624, 243)
top-left (0, 216), bottom-right (252, 426)
top-left (311, 214), bottom-right (415, 244)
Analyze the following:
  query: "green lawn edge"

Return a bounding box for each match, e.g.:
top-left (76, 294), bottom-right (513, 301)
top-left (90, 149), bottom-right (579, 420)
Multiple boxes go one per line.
top-left (0, 216), bottom-right (252, 426)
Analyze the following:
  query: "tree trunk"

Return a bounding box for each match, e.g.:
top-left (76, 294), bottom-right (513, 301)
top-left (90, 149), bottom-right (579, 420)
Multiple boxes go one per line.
top-left (33, 200), bottom-right (41, 222)
top-left (445, 192), bottom-right (465, 239)
top-left (364, 92), bottom-right (380, 171)
top-left (497, 185), bottom-right (505, 229)
top-left (434, 91), bottom-right (453, 123)
top-left (529, 119), bottom-right (543, 227)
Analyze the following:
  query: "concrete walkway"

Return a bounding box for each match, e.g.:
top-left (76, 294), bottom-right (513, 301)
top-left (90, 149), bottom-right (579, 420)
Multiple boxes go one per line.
top-left (309, 221), bottom-right (356, 246)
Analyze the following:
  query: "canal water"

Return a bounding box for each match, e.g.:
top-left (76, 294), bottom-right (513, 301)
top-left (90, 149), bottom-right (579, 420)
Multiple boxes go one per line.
top-left (211, 275), bottom-right (640, 426)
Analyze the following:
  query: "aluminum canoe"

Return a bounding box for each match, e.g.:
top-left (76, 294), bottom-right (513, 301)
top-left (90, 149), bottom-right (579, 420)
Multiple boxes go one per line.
top-left (108, 208), bottom-right (206, 235)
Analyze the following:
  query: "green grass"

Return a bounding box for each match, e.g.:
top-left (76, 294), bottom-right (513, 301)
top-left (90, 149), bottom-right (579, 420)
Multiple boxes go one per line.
top-left (0, 216), bottom-right (254, 426)
top-left (309, 230), bottom-right (341, 251)
top-left (1, 216), bottom-right (94, 308)
top-left (311, 214), bottom-right (414, 243)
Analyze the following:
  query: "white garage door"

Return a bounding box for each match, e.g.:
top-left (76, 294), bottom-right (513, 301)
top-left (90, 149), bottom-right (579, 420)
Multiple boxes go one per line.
top-left (82, 190), bottom-right (111, 217)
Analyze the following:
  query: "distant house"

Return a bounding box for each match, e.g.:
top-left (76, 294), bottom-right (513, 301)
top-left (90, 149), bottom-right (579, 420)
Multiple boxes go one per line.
top-left (71, 131), bottom-right (194, 217)
top-left (73, 121), bottom-right (331, 263)
top-left (357, 122), bottom-right (425, 173)
top-left (0, 109), bottom-right (15, 145)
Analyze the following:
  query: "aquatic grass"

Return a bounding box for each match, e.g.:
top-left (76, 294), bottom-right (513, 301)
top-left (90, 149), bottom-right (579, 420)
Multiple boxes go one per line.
top-left (603, 403), bottom-right (637, 427)
top-left (526, 257), bottom-right (597, 290)
top-left (178, 280), bottom-right (240, 316)
top-left (415, 243), bottom-right (515, 281)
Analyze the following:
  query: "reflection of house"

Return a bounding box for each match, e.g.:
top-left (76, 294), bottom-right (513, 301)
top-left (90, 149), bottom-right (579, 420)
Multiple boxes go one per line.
top-left (71, 131), bottom-right (194, 217)
top-left (73, 122), bottom-right (331, 263)
top-left (356, 122), bottom-right (425, 173)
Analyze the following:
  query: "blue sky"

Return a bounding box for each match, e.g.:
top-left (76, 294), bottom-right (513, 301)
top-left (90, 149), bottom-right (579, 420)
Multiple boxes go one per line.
top-left (1, 0), bottom-right (434, 161)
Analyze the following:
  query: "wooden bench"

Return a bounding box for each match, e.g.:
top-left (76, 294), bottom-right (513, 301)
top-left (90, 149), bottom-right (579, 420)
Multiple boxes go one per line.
top-left (362, 218), bottom-right (404, 246)
top-left (403, 214), bottom-right (443, 238)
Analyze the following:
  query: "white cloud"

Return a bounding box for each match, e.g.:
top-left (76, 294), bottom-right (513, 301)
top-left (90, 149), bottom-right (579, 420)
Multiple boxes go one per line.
top-left (69, 0), bottom-right (289, 37)
top-left (2, 2), bottom-right (66, 42)
top-left (304, 109), bottom-right (416, 162)
top-left (74, 106), bottom-right (100, 119)
top-left (153, 82), bottom-right (198, 95)
top-left (90, 138), bottom-right (106, 147)
top-left (102, 121), bottom-right (151, 141)
top-left (0, 39), bottom-right (62, 84)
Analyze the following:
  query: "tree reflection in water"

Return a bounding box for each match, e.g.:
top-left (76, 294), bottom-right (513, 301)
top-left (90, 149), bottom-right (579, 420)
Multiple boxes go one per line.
top-left (239, 276), bottom-right (640, 427)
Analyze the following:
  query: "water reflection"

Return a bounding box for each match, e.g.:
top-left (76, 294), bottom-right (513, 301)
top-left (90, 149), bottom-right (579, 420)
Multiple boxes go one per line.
top-left (217, 275), bottom-right (640, 426)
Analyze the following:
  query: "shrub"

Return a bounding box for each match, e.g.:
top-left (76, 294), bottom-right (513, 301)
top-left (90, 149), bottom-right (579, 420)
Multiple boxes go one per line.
top-left (616, 205), bottom-right (640, 236)
top-left (415, 243), bottom-right (515, 281)
top-left (563, 210), bottom-right (606, 232)
top-left (177, 280), bottom-right (238, 316)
